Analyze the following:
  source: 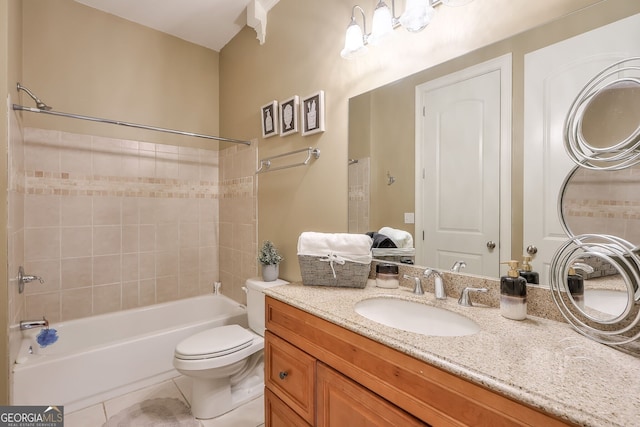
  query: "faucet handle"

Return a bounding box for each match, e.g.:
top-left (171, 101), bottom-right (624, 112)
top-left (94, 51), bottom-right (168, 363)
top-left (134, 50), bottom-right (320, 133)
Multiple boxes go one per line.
top-left (403, 274), bottom-right (424, 295)
top-left (458, 287), bottom-right (488, 307)
top-left (451, 260), bottom-right (467, 272)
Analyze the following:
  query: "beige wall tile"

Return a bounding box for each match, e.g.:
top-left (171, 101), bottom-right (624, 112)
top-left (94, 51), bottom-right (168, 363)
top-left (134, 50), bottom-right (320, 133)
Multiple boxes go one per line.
top-left (93, 225), bottom-right (121, 256)
top-left (179, 223), bottom-right (199, 248)
top-left (93, 283), bottom-right (122, 315)
top-left (122, 254), bottom-right (139, 282)
top-left (156, 276), bottom-right (179, 303)
top-left (139, 279), bottom-right (156, 306)
top-left (122, 225), bottom-right (139, 253)
top-left (25, 228), bottom-right (60, 261)
top-left (155, 251), bottom-right (178, 277)
top-left (93, 197), bottom-right (122, 226)
top-left (25, 195), bottom-right (60, 227)
top-left (61, 196), bottom-right (92, 227)
top-left (61, 288), bottom-right (93, 321)
top-left (139, 225), bottom-right (155, 252)
top-left (139, 252), bottom-right (156, 279)
top-left (61, 257), bottom-right (92, 289)
top-left (93, 254), bottom-right (121, 285)
top-left (61, 226), bottom-right (92, 258)
top-left (122, 281), bottom-right (140, 309)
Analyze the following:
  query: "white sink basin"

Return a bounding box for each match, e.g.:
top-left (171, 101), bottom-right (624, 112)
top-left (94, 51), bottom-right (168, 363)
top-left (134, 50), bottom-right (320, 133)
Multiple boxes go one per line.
top-left (354, 297), bottom-right (481, 337)
top-left (583, 289), bottom-right (629, 317)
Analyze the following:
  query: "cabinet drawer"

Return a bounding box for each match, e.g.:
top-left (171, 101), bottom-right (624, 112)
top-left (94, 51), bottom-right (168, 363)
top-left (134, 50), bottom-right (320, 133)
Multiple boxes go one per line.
top-left (317, 362), bottom-right (427, 427)
top-left (265, 330), bottom-right (315, 425)
top-left (265, 388), bottom-right (312, 427)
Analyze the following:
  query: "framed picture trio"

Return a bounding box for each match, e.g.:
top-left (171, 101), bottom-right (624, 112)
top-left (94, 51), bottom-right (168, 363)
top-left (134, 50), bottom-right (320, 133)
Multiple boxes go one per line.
top-left (261, 91), bottom-right (325, 138)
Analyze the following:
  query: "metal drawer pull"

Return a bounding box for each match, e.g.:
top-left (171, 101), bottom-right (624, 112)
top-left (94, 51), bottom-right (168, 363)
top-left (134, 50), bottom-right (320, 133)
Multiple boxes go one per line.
top-left (279, 371), bottom-right (288, 380)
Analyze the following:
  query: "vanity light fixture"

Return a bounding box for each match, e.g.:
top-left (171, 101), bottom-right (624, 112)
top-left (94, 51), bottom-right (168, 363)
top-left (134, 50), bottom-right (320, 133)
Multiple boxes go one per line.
top-left (341, 0), bottom-right (472, 59)
top-left (341, 6), bottom-right (369, 59)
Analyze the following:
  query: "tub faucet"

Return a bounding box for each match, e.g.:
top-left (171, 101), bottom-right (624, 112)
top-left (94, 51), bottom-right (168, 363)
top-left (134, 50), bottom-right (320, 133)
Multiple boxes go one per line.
top-left (451, 260), bottom-right (466, 273)
top-left (20, 317), bottom-right (49, 330)
top-left (403, 274), bottom-right (424, 295)
top-left (424, 269), bottom-right (445, 300)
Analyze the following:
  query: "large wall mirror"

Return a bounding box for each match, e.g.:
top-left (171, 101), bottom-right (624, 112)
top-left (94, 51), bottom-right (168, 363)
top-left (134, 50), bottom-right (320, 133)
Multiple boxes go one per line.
top-left (348, 3), bottom-right (640, 287)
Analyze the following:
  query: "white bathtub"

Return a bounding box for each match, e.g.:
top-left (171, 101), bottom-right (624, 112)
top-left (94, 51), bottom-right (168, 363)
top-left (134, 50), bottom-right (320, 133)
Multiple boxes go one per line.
top-left (12, 294), bottom-right (248, 413)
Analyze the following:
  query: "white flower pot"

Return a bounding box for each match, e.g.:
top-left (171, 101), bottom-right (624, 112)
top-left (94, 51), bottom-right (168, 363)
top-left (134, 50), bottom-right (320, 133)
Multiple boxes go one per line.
top-left (261, 264), bottom-right (279, 282)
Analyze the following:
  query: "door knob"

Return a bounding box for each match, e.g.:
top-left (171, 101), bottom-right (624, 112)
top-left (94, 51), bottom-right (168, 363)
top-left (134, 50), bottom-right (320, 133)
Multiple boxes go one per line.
top-left (527, 245), bottom-right (538, 255)
top-left (486, 241), bottom-right (496, 250)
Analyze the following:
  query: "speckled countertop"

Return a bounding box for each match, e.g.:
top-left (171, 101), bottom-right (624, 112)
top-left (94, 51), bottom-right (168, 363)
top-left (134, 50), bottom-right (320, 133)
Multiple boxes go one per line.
top-left (264, 281), bottom-right (640, 427)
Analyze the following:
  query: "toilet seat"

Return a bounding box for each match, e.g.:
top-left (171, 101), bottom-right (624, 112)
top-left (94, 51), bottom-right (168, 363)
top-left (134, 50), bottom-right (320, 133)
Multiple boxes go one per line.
top-left (175, 325), bottom-right (255, 361)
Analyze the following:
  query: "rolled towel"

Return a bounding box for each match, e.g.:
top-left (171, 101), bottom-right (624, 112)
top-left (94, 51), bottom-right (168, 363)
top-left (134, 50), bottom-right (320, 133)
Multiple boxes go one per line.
top-left (378, 227), bottom-right (414, 249)
top-left (366, 232), bottom-right (397, 248)
top-left (297, 232), bottom-right (372, 264)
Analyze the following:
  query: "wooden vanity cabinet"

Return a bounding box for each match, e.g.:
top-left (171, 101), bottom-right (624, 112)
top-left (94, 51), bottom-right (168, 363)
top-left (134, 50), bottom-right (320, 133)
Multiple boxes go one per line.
top-left (264, 296), bottom-right (573, 427)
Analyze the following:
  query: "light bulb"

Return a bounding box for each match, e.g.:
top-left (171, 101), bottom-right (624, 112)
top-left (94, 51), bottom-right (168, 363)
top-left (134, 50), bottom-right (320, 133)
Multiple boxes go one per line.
top-left (341, 20), bottom-right (368, 59)
top-left (399, 0), bottom-right (435, 32)
top-left (369, 1), bottom-right (394, 45)
top-left (442, 0), bottom-right (474, 6)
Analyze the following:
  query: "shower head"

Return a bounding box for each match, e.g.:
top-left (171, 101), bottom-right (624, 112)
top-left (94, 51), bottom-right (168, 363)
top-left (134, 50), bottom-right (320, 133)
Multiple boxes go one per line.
top-left (17, 83), bottom-right (52, 111)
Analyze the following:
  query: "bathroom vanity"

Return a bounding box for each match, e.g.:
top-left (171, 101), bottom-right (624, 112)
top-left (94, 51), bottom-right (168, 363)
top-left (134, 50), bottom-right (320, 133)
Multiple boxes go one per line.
top-left (263, 283), bottom-right (640, 427)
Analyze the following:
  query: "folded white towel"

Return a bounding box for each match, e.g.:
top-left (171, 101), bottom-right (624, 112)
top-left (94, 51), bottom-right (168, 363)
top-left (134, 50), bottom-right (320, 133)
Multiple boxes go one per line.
top-left (297, 232), bottom-right (372, 264)
top-left (378, 227), bottom-right (414, 249)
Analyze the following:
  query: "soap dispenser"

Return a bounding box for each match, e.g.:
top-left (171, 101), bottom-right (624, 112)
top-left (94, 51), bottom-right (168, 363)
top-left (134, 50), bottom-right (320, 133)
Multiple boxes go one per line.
top-left (519, 256), bottom-right (539, 285)
top-left (567, 261), bottom-right (594, 310)
top-left (500, 260), bottom-right (527, 320)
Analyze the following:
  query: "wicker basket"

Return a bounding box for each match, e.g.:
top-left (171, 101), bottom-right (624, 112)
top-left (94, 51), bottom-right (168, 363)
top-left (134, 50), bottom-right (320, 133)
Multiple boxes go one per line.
top-left (298, 255), bottom-right (370, 288)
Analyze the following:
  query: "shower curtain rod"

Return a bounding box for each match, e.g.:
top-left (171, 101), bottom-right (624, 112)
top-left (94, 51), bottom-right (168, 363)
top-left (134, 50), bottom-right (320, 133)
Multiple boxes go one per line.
top-left (12, 104), bottom-right (251, 145)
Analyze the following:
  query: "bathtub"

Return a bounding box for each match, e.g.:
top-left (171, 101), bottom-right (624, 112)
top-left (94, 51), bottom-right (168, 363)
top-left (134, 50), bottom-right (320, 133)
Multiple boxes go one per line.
top-left (12, 294), bottom-right (248, 413)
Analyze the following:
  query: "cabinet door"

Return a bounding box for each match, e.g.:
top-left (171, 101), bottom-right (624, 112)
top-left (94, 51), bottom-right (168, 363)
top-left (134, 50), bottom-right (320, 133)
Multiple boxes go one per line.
top-left (316, 362), bottom-right (428, 427)
top-left (265, 388), bottom-right (312, 427)
top-left (265, 331), bottom-right (316, 425)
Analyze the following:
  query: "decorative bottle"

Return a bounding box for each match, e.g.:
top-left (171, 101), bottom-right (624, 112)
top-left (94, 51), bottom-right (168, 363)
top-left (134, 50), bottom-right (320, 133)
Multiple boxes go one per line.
top-left (567, 262), bottom-right (594, 310)
top-left (518, 256), bottom-right (539, 284)
top-left (500, 260), bottom-right (527, 321)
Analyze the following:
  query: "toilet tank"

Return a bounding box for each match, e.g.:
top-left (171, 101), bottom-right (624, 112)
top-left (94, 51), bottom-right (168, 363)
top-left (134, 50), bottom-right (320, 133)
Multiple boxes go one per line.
top-left (245, 277), bottom-right (289, 336)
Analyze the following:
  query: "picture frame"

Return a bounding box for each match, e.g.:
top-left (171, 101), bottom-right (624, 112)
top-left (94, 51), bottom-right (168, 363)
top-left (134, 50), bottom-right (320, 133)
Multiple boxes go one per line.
top-left (261, 100), bottom-right (278, 138)
top-left (301, 90), bottom-right (325, 136)
top-left (279, 95), bottom-right (299, 136)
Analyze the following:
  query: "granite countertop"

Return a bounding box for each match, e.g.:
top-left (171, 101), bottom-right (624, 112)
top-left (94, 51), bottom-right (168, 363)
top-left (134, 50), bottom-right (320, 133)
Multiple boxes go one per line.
top-left (264, 281), bottom-right (640, 427)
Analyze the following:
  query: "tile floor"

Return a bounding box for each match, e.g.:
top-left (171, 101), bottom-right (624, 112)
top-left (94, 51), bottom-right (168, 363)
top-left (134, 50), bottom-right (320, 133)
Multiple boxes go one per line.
top-left (64, 375), bottom-right (265, 427)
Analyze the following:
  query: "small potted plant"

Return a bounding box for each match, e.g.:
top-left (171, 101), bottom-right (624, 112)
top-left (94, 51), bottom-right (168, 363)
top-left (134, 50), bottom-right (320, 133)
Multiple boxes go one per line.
top-left (258, 240), bottom-right (283, 282)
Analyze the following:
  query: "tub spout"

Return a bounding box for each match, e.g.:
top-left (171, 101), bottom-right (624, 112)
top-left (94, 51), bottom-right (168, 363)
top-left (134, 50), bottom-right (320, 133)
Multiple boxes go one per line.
top-left (20, 317), bottom-right (49, 330)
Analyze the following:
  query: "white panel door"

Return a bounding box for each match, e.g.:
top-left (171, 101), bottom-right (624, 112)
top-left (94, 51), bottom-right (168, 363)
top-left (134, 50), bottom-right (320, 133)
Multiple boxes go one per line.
top-left (524, 13), bottom-right (640, 285)
top-left (416, 55), bottom-right (511, 277)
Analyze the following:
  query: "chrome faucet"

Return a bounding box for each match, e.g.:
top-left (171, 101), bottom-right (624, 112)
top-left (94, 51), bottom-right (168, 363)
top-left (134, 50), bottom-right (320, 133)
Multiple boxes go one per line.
top-left (17, 266), bottom-right (44, 294)
top-left (403, 274), bottom-right (424, 295)
top-left (20, 317), bottom-right (49, 330)
top-left (424, 269), bottom-right (445, 300)
top-left (458, 287), bottom-right (488, 307)
top-left (451, 260), bottom-right (466, 272)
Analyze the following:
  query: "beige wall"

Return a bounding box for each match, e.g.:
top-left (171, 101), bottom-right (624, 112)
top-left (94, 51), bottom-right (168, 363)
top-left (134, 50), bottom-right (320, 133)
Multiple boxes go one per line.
top-left (20, 0), bottom-right (220, 148)
top-left (220, 0), bottom-right (640, 281)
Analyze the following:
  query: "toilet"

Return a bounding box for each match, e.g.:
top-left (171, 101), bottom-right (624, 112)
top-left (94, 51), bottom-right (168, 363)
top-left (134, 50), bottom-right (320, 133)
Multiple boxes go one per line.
top-left (173, 277), bottom-right (288, 419)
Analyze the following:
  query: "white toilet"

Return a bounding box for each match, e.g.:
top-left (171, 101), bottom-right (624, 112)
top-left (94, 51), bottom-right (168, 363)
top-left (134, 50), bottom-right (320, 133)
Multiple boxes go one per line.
top-left (173, 277), bottom-right (288, 419)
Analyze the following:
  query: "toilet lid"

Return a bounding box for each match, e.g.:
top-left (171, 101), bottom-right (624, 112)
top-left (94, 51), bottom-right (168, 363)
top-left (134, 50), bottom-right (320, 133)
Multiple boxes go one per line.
top-left (175, 325), bottom-right (254, 360)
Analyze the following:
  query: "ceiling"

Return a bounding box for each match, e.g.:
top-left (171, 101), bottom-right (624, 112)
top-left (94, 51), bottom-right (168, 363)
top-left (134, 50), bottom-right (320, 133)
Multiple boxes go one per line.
top-left (74, 0), bottom-right (276, 52)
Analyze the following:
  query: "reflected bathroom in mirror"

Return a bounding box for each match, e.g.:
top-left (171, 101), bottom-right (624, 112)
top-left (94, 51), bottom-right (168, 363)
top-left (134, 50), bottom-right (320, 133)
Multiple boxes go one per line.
top-left (347, 4), bottom-right (640, 285)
